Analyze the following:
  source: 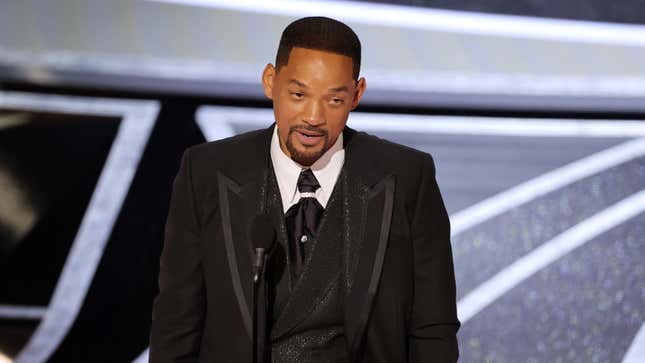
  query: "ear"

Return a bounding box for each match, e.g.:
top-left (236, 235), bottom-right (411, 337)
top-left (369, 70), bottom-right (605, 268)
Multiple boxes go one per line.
top-left (350, 77), bottom-right (367, 111)
top-left (262, 64), bottom-right (276, 100)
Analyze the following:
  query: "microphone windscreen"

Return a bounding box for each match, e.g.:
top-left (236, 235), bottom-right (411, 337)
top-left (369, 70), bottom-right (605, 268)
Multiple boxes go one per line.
top-left (250, 214), bottom-right (276, 250)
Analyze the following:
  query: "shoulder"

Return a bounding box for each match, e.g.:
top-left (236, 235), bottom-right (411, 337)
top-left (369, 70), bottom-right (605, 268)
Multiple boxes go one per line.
top-left (349, 129), bottom-right (435, 175)
top-left (347, 129), bottom-right (439, 212)
top-left (180, 126), bottom-right (272, 182)
top-left (186, 127), bottom-right (271, 168)
top-left (188, 127), bottom-right (268, 160)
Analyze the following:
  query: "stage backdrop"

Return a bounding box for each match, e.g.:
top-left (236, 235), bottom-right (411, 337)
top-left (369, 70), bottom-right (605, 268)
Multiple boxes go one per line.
top-left (0, 1), bottom-right (644, 362)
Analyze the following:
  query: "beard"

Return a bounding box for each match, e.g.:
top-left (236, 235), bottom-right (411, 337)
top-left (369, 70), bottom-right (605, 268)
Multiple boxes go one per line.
top-left (285, 125), bottom-right (330, 166)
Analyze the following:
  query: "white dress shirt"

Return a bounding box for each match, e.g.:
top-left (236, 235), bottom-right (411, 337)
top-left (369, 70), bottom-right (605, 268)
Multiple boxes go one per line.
top-left (270, 124), bottom-right (345, 213)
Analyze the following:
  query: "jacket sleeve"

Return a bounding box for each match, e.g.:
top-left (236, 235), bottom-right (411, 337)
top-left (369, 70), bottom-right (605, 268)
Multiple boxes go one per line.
top-left (150, 148), bottom-right (205, 363)
top-left (408, 154), bottom-right (460, 362)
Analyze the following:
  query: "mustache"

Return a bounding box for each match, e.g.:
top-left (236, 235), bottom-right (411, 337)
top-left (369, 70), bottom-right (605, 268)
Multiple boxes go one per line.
top-left (289, 124), bottom-right (328, 137)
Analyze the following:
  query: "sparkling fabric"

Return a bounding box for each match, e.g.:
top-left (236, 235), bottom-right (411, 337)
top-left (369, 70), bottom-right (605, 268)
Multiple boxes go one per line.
top-left (266, 164), bottom-right (352, 363)
top-left (271, 278), bottom-right (349, 363)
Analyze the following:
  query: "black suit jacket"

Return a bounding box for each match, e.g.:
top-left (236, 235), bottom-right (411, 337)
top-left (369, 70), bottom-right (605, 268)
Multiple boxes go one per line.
top-left (150, 124), bottom-right (460, 362)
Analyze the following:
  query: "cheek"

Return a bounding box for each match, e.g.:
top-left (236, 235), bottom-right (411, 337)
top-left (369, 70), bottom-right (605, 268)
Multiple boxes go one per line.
top-left (327, 112), bottom-right (349, 133)
top-left (273, 99), bottom-right (298, 127)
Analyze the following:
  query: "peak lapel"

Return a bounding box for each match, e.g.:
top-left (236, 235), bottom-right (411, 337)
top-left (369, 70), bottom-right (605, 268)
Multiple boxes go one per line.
top-left (217, 124), bottom-right (274, 340)
top-left (341, 127), bottom-right (396, 361)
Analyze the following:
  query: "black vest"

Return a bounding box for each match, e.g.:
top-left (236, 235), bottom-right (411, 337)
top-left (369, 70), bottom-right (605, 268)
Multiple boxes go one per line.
top-left (264, 163), bottom-right (351, 363)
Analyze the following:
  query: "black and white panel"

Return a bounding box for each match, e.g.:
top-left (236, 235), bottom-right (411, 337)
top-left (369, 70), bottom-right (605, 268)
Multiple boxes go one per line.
top-left (0, 91), bottom-right (158, 363)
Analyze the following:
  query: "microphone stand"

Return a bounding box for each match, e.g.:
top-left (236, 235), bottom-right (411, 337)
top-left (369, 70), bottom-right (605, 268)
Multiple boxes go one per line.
top-left (253, 249), bottom-right (268, 363)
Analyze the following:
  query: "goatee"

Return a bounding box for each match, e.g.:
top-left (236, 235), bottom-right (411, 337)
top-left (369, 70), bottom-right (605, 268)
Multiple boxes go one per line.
top-left (285, 125), bottom-right (329, 166)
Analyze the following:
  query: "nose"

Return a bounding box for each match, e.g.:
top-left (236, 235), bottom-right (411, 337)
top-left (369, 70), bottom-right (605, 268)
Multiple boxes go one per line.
top-left (302, 99), bottom-right (325, 126)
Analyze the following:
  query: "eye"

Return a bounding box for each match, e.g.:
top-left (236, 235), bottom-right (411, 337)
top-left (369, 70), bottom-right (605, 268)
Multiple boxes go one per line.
top-left (290, 92), bottom-right (304, 99)
top-left (331, 98), bottom-right (344, 105)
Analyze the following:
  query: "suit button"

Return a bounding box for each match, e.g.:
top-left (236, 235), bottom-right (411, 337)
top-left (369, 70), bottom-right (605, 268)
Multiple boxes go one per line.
top-left (300, 235), bottom-right (308, 243)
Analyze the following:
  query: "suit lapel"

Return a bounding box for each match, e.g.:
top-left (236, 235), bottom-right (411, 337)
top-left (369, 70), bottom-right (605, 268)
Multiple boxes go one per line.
top-left (217, 125), bottom-right (273, 340)
top-left (218, 173), bottom-right (264, 340)
top-left (341, 128), bottom-right (396, 361)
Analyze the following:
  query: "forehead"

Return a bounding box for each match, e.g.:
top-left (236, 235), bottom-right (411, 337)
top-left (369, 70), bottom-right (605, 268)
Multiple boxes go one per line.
top-left (279, 47), bottom-right (354, 85)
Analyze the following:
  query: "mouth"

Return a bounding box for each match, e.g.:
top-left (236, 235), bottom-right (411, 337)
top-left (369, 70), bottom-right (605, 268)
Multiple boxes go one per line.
top-left (294, 129), bottom-right (325, 146)
top-left (297, 128), bottom-right (324, 137)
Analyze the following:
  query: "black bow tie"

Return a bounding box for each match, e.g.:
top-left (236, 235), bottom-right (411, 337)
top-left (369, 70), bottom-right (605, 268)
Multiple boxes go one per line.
top-left (285, 169), bottom-right (324, 280)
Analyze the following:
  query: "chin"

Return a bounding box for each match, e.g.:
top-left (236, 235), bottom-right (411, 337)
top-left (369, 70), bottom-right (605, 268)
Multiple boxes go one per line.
top-left (290, 147), bottom-right (323, 166)
top-left (292, 153), bottom-right (320, 166)
top-left (287, 139), bottom-right (326, 165)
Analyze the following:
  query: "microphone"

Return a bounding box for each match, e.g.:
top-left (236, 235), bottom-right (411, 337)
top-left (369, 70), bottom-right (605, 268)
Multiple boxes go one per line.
top-left (250, 214), bottom-right (276, 284)
top-left (250, 214), bottom-right (275, 363)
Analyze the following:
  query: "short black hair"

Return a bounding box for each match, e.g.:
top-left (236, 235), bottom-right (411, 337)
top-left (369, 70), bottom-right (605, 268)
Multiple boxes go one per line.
top-left (275, 16), bottom-right (361, 79)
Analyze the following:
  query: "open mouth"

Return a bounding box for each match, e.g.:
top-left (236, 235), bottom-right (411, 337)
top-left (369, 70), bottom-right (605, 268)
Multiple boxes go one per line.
top-left (297, 129), bottom-right (324, 137)
top-left (295, 130), bottom-right (324, 145)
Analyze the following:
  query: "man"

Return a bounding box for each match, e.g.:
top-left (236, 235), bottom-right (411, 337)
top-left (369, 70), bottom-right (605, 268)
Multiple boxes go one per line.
top-left (150, 16), bottom-right (459, 362)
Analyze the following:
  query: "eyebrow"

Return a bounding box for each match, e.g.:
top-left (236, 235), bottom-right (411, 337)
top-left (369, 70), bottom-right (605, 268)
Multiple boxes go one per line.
top-left (289, 79), bottom-right (307, 88)
top-left (289, 79), bottom-right (350, 93)
top-left (329, 85), bottom-right (349, 93)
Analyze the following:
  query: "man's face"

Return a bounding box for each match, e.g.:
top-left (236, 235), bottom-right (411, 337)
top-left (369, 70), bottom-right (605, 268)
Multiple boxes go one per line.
top-left (262, 47), bottom-right (366, 166)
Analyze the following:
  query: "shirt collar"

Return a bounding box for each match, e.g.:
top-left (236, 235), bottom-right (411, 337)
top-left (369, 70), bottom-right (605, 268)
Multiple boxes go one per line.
top-left (270, 124), bottom-right (345, 210)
